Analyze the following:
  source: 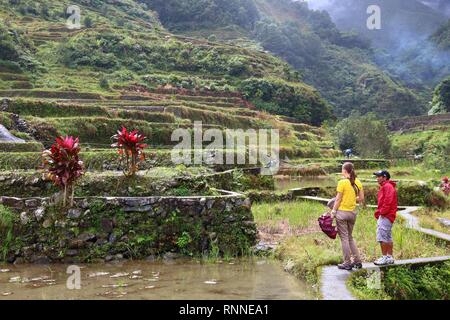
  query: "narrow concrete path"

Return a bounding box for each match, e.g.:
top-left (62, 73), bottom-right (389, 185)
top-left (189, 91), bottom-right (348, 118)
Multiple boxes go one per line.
top-left (320, 266), bottom-right (356, 300)
top-left (296, 196), bottom-right (450, 300)
top-left (398, 207), bottom-right (450, 242)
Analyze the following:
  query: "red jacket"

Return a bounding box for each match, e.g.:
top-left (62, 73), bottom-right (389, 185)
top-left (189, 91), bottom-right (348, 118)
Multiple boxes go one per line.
top-left (374, 180), bottom-right (398, 223)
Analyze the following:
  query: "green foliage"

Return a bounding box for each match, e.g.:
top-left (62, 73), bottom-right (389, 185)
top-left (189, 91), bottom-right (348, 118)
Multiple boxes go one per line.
top-left (430, 19), bottom-right (450, 51)
top-left (351, 262), bottom-right (450, 300)
top-left (0, 205), bottom-right (15, 260)
top-left (143, 0), bottom-right (260, 31)
top-left (240, 77), bottom-right (332, 125)
top-left (429, 76), bottom-right (450, 114)
top-left (333, 113), bottom-right (392, 158)
top-left (0, 21), bottom-right (39, 71)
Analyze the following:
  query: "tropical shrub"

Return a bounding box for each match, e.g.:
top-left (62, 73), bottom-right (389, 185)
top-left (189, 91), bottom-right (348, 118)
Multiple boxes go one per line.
top-left (42, 136), bottom-right (84, 206)
top-left (111, 127), bottom-right (147, 176)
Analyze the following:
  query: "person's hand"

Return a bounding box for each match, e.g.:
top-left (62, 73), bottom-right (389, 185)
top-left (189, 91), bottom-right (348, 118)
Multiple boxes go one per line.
top-left (330, 209), bottom-right (337, 218)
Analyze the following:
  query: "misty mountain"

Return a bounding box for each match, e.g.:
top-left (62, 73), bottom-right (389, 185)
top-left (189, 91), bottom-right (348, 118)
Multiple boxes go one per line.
top-left (306, 0), bottom-right (447, 51)
top-left (306, 0), bottom-right (450, 90)
top-left (143, 0), bottom-right (428, 119)
top-left (420, 0), bottom-right (450, 17)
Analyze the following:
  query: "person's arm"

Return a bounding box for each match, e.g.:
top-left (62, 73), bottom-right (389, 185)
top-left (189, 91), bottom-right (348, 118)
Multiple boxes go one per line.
top-left (358, 189), bottom-right (366, 208)
top-left (331, 192), bottom-right (343, 218)
top-left (378, 185), bottom-right (394, 216)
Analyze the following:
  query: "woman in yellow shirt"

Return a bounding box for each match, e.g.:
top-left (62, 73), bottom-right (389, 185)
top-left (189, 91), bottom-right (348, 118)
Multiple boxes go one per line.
top-left (330, 162), bottom-right (365, 270)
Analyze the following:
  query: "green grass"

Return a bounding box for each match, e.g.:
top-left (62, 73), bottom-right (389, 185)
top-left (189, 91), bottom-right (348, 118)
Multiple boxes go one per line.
top-left (415, 208), bottom-right (450, 234)
top-left (253, 200), bottom-right (325, 229)
top-left (0, 205), bottom-right (15, 261)
top-left (253, 201), bottom-right (450, 284)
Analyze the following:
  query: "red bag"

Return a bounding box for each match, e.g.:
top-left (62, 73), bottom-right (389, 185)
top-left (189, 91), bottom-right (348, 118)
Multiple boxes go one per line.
top-left (318, 214), bottom-right (337, 239)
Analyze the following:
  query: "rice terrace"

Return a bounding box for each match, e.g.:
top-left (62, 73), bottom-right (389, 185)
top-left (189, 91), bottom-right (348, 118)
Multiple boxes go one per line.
top-left (0, 0), bottom-right (449, 305)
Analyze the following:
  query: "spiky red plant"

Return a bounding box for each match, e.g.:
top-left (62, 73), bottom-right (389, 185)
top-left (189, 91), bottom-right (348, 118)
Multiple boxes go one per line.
top-left (42, 136), bottom-right (84, 206)
top-left (111, 127), bottom-right (147, 176)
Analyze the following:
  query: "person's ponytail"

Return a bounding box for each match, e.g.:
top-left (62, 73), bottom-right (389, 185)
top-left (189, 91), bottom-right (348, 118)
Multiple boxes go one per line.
top-left (343, 162), bottom-right (358, 192)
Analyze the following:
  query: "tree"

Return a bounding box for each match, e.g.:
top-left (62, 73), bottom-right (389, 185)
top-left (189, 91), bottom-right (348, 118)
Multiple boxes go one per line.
top-left (333, 113), bottom-right (391, 158)
top-left (429, 77), bottom-right (450, 115)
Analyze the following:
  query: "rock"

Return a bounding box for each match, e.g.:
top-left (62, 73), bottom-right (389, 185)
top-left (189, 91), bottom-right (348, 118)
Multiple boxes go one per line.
top-left (67, 209), bottom-right (81, 219)
top-left (108, 233), bottom-right (117, 244)
top-left (95, 239), bottom-right (108, 246)
top-left (100, 218), bottom-right (114, 233)
top-left (224, 215), bottom-right (236, 223)
top-left (145, 255), bottom-right (156, 262)
top-left (25, 199), bottom-right (39, 208)
top-left (34, 207), bottom-right (45, 221)
top-left (42, 219), bottom-right (52, 228)
top-left (115, 254), bottom-right (124, 260)
top-left (69, 233), bottom-right (96, 249)
top-left (208, 232), bottom-right (217, 240)
top-left (163, 252), bottom-right (180, 261)
top-left (242, 198), bottom-right (252, 209)
top-left (284, 259), bottom-right (295, 272)
top-left (65, 249), bottom-right (78, 257)
top-left (20, 212), bottom-right (29, 225)
top-left (206, 200), bottom-right (215, 209)
top-left (13, 257), bottom-right (25, 265)
top-left (80, 198), bottom-right (90, 209)
top-left (78, 233), bottom-right (97, 243)
top-left (254, 241), bottom-right (276, 254)
top-left (105, 255), bottom-right (114, 262)
top-left (31, 255), bottom-right (51, 265)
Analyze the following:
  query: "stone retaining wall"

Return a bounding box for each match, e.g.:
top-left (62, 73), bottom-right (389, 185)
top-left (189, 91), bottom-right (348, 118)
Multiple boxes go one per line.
top-left (388, 113), bottom-right (450, 131)
top-left (0, 190), bottom-right (257, 264)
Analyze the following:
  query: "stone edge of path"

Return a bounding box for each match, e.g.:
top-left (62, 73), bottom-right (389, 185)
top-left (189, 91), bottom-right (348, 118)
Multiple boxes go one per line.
top-left (297, 196), bottom-right (450, 300)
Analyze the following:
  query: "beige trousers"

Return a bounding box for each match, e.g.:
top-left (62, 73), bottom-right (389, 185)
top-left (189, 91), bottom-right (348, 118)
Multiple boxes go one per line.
top-left (336, 210), bottom-right (361, 265)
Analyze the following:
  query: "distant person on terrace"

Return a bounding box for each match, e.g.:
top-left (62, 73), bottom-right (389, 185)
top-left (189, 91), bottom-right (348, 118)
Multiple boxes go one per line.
top-left (330, 162), bottom-right (364, 270)
top-left (344, 148), bottom-right (353, 159)
top-left (373, 170), bottom-right (398, 266)
top-left (441, 177), bottom-right (450, 196)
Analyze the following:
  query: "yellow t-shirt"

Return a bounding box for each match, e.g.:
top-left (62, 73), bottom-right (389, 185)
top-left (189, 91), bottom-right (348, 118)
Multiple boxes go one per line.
top-left (336, 178), bottom-right (363, 212)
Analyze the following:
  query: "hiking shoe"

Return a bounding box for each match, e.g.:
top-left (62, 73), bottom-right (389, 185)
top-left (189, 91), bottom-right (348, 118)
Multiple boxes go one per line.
top-left (337, 263), bottom-right (353, 270)
top-left (385, 256), bottom-right (395, 265)
top-left (352, 262), bottom-right (363, 269)
top-left (374, 256), bottom-right (394, 266)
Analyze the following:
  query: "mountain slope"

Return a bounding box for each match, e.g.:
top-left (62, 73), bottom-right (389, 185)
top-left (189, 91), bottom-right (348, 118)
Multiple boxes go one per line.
top-left (308, 0), bottom-right (450, 89)
top-left (144, 0), bottom-right (427, 118)
top-left (0, 0), bottom-right (341, 157)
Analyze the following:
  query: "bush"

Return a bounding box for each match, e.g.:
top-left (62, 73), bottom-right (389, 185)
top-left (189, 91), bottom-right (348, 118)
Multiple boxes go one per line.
top-left (384, 263), bottom-right (450, 300)
top-left (240, 77), bottom-right (332, 125)
top-left (99, 77), bottom-right (110, 90)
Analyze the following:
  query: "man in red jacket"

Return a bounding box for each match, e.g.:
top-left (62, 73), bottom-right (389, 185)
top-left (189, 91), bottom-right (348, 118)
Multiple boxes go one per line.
top-left (373, 170), bottom-right (398, 266)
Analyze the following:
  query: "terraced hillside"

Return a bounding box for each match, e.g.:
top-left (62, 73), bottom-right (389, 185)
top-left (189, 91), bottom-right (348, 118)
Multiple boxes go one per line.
top-left (145, 0), bottom-right (428, 119)
top-left (0, 0), bottom-right (339, 168)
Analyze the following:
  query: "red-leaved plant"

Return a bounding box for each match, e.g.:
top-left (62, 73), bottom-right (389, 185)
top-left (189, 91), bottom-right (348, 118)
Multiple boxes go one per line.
top-left (111, 127), bottom-right (147, 176)
top-left (42, 136), bottom-right (84, 206)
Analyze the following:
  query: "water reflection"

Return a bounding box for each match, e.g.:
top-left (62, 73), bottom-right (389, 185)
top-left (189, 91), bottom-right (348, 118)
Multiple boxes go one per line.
top-left (0, 259), bottom-right (315, 300)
